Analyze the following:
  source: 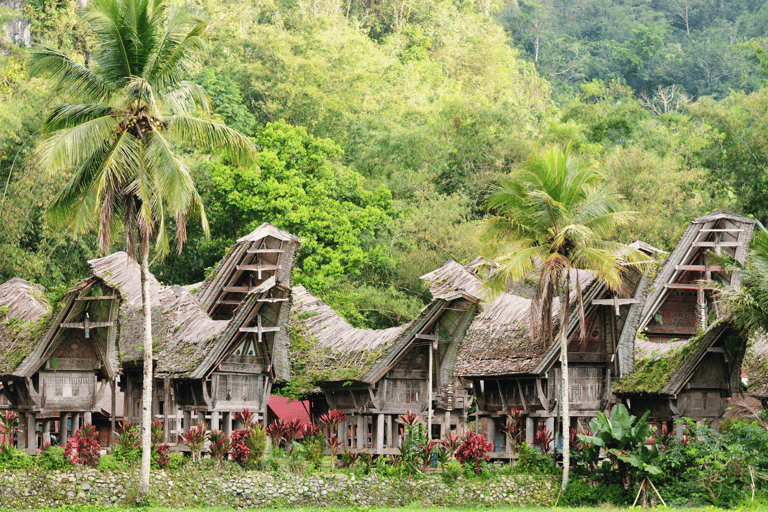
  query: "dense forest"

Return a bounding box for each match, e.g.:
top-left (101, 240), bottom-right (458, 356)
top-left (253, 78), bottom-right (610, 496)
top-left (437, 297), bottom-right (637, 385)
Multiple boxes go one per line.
top-left (1, 0), bottom-right (767, 328)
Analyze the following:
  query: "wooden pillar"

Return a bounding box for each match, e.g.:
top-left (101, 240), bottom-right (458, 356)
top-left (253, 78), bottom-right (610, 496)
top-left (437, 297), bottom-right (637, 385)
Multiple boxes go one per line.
top-left (376, 414), bottom-right (384, 453)
top-left (487, 417), bottom-right (496, 451)
top-left (197, 411), bottom-right (205, 426)
top-left (183, 410), bottom-right (191, 431)
top-left (84, 411), bottom-right (92, 424)
top-left (338, 420), bottom-right (346, 448)
top-left (42, 419), bottom-right (51, 445)
top-left (223, 412), bottom-right (232, 437)
top-left (675, 420), bottom-right (684, 439)
top-left (211, 411), bottom-right (220, 431)
top-left (545, 416), bottom-right (554, 438)
top-left (163, 378), bottom-right (171, 444)
top-left (525, 417), bottom-right (534, 444)
top-left (356, 415), bottom-right (365, 449)
top-left (73, 413), bottom-right (82, 432)
top-left (111, 379), bottom-right (117, 448)
top-left (26, 412), bottom-right (36, 454)
top-left (60, 413), bottom-right (69, 442)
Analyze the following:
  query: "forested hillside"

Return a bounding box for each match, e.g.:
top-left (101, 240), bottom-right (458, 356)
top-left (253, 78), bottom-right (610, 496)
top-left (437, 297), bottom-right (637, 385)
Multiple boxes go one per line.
top-left (0, 0), bottom-right (766, 328)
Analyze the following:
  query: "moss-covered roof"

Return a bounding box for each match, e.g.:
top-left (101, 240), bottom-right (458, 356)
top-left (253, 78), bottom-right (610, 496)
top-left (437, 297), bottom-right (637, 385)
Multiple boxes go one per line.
top-left (613, 318), bottom-right (737, 396)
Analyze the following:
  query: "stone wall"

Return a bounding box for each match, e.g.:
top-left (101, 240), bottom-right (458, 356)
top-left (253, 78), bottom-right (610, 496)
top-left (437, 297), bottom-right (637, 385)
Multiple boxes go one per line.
top-left (2, 0), bottom-right (31, 48)
top-left (0, 467), bottom-right (558, 509)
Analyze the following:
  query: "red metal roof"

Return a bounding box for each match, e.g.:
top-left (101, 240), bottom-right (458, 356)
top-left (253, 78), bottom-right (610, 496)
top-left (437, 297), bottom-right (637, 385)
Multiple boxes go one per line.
top-left (267, 396), bottom-right (311, 425)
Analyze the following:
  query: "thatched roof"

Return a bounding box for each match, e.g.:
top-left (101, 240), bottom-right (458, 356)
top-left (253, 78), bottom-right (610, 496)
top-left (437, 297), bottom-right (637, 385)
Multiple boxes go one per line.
top-left (0, 279), bottom-right (50, 375)
top-left (614, 318), bottom-right (744, 396)
top-left (290, 285), bottom-right (403, 384)
top-left (454, 292), bottom-right (534, 376)
top-left (88, 252), bottom-right (229, 375)
top-left (291, 285), bottom-right (479, 386)
top-left (421, 261), bottom-right (486, 300)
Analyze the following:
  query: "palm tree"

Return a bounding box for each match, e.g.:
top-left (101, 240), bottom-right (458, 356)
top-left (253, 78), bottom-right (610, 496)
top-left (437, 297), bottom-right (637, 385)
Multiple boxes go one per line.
top-left (718, 225), bottom-right (768, 335)
top-left (482, 144), bottom-right (645, 493)
top-left (30, 0), bottom-right (253, 501)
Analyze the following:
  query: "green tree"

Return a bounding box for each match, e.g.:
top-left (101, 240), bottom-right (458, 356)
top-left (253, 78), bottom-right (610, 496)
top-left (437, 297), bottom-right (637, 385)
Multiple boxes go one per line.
top-left (30, 0), bottom-right (252, 500)
top-left (482, 144), bottom-right (645, 493)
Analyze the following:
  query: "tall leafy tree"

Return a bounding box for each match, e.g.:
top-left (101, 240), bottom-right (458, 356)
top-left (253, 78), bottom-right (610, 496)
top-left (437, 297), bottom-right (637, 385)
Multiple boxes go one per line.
top-left (482, 144), bottom-right (644, 493)
top-left (29, 0), bottom-right (252, 501)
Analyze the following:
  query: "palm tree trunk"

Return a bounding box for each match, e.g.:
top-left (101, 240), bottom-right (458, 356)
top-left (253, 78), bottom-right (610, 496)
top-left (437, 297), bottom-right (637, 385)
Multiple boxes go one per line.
top-left (560, 272), bottom-right (570, 494)
top-left (137, 242), bottom-right (153, 502)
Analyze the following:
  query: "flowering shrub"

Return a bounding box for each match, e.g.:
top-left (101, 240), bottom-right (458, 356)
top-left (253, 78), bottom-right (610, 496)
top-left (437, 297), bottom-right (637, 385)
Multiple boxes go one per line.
top-left (153, 443), bottom-right (170, 468)
top-left (181, 423), bottom-right (208, 461)
top-left (455, 431), bottom-right (493, 474)
top-left (64, 423), bottom-right (101, 467)
top-left (398, 411), bottom-right (436, 475)
top-left (208, 430), bottom-right (230, 464)
top-left (533, 427), bottom-right (553, 454)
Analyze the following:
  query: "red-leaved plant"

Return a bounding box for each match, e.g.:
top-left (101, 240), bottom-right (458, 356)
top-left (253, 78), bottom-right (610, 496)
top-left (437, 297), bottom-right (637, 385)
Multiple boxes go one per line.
top-left (533, 427), bottom-right (553, 454)
top-left (266, 419), bottom-right (287, 450)
top-left (234, 408), bottom-right (255, 429)
top-left (64, 423), bottom-right (101, 467)
top-left (455, 431), bottom-right (493, 474)
top-left (181, 423), bottom-right (208, 462)
top-left (319, 409), bottom-right (347, 437)
top-left (230, 428), bottom-right (251, 463)
top-left (501, 408), bottom-right (524, 455)
top-left (0, 411), bottom-right (19, 452)
top-left (442, 431), bottom-right (462, 458)
top-left (209, 430), bottom-right (230, 464)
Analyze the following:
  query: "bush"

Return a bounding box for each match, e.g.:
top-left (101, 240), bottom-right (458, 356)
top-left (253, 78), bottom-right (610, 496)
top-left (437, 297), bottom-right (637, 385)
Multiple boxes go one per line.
top-left (455, 431), bottom-right (493, 475)
top-left (112, 421), bottom-right (141, 464)
top-left (38, 444), bottom-right (67, 470)
top-left (64, 423), bottom-right (100, 467)
top-left (0, 447), bottom-right (35, 469)
top-left (246, 424), bottom-right (267, 462)
top-left (97, 453), bottom-right (123, 471)
top-left (167, 451), bottom-right (186, 470)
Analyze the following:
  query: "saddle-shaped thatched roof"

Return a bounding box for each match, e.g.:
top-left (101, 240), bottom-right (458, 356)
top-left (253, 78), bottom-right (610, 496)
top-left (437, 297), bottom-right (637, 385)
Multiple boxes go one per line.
top-left (0, 279), bottom-right (51, 375)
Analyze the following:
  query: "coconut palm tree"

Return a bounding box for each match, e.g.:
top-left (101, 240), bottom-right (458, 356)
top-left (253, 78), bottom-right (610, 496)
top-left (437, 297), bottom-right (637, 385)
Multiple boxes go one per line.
top-left (718, 225), bottom-right (768, 335)
top-left (30, 0), bottom-right (253, 501)
top-left (482, 144), bottom-right (645, 493)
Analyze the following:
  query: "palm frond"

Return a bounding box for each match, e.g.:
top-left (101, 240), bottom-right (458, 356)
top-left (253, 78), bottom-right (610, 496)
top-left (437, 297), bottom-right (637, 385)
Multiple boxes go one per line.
top-left (41, 104), bottom-right (114, 133)
top-left (144, 11), bottom-right (207, 92)
top-left (167, 114), bottom-right (255, 164)
top-left (160, 81), bottom-right (210, 115)
top-left (28, 47), bottom-right (112, 102)
top-left (36, 115), bottom-right (118, 172)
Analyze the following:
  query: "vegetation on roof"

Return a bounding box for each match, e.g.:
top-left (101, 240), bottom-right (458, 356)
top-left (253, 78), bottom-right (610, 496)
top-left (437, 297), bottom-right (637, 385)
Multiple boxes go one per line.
top-left (286, 317), bottom-right (389, 396)
top-left (613, 335), bottom-right (703, 395)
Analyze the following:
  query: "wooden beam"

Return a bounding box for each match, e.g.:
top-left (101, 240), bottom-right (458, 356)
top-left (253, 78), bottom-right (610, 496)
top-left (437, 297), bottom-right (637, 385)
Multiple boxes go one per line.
top-left (246, 249), bottom-right (285, 254)
top-left (239, 326), bottom-right (280, 333)
top-left (216, 299), bottom-right (242, 305)
top-left (75, 296), bottom-right (117, 301)
top-left (223, 286), bottom-right (249, 293)
top-left (692, 241), bottom-right (741, 248)
top-left (675, 264), bottom-right (724, 272)
top-left (237, 264), bottom-right (281, 271)
top-left (665, 283), bottom-right (715, 290)
top-left (699, 229), bottom-right (743, 233)
top-left (256, 298), bottom-right (288, 303)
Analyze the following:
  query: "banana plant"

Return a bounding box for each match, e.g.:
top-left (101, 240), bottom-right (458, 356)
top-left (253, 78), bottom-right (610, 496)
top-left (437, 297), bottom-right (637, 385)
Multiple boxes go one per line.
top-left (579, 404), bottom-right (661, 490)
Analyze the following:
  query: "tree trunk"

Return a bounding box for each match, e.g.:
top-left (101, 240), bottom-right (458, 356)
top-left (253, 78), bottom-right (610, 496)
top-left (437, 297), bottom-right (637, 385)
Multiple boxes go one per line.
top-left (560, 272), bottom-right (570, 494)
top-left (137, 244), bottom-right (153, 502)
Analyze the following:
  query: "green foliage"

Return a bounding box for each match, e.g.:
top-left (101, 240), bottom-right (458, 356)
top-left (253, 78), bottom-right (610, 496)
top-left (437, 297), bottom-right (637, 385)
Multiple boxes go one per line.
top-left (511, 441), bottom-right (558, 476)
top-left (167, 452), bottom-right (186, 470)
top-left (244, 425), bottom-right (267, 466)
top-left (97, 453), bottom-right (123, 471)
top-left (37, 444), bottom-right (67, 470)
top-left (580, 404), bottom-right (660, 490)
top-left (562, 478), bottom-right (631, 506)
top-left (0, 447), bottom-right (35, 469)
top-left (24, 0), bottom-right (92, 55)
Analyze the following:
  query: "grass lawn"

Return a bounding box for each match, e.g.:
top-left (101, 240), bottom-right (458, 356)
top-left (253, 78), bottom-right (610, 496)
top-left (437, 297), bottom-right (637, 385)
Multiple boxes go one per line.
top-left (3, 506), bottom-right (765, 512)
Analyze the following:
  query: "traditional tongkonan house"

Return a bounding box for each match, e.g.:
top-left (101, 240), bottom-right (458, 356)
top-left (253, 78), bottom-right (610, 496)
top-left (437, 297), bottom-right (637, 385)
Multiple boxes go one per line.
top-left (421, 253), bottom-right (653, 457)
top-left (613, 210), bottom-right (755, 433)
top-left (291, 280), bottom-right (481, 454)
top-left (109, 222), bottom-right (300, 443)
top-left (0, 274), bottom-right (121, 453)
